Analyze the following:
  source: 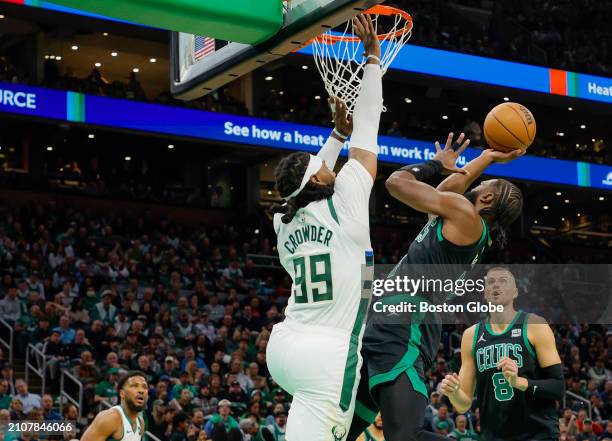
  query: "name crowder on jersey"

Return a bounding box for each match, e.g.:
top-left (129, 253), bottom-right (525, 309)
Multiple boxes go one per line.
top-left (283, 224), bottom-right (334, 254)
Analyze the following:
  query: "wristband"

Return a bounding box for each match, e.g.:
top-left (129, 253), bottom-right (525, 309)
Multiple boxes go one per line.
top-left (399, 160), bottom-right (443, 181)
top-left (333, 128), bottom-right (348, 140)
top-left (366, 54), bottom-right (381, 64)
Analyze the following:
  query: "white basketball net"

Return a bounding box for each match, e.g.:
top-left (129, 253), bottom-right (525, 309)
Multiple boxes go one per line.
top-left (311, 8), bottom-right (412, 114)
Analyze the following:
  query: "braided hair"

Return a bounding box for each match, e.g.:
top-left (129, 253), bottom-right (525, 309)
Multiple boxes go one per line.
top-left (271, 152), bottom-right (334, 224)
top-left (480, 179), bottom-right (523, 248)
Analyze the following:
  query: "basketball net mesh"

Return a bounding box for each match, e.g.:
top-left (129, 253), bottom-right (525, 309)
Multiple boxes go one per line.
top-left (310, 8), bottom-right (412, 114)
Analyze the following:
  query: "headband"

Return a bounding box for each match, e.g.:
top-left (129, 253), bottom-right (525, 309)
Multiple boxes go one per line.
top-left (284, 155), bottom-right (323, 200)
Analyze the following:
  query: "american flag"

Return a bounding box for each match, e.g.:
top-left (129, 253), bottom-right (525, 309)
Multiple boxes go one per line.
top-left (194, 36), bottom-right (215, 60)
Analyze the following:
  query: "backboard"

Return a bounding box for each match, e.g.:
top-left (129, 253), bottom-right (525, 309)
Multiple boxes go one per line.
top-left (170, 0), bottom-right (383, 101)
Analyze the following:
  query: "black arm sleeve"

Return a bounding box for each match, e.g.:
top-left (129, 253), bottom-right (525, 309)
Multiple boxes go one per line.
top-left (526, 363), bottom-right (565, 401)
top-left (399, 160), bottom-right (443, 181)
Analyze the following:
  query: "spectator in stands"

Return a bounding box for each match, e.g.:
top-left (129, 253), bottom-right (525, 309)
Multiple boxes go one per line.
top-left (559, 408), bottom-right (579, 438)
top-left (41, 394), bottom-right (62, 421)
top-left (170, 412), bottom-right (189, 441)
top-left (0, 287), bottom-right (21, 325)
top-left (9, 398), bottom-right (25, 421)
top-left (0, 380), bottom-right (11, 410)
top-left (204, 399), bottom-right (240, 438)
top-left (588, 357), bottom-right (611, 386)
top-left (12, 379), bottom-right (40, 414)
top-left (576, 418), bottom-right (598, 441)
top-left (432, 404), bottom-right (455, 433)
top-left (53, 315), bottom-right (75, 345)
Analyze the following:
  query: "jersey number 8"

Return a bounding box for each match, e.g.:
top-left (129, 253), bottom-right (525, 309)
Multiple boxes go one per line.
top-left (293, 253), bottom-right (333, 303)
top-left (492, 372), bottom-right (514, 401)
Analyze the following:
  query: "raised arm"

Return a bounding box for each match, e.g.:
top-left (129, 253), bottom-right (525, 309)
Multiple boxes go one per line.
top-left (440, 325), bottom-right (478, 414)
top-left (316, 97), bottom-right (352, 171)
top-left (346, 14), bottom-right (382, 180)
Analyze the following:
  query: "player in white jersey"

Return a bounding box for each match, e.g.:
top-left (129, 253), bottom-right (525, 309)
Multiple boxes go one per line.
top-left (81, 371), bottom-right (148, 441)
top-left (266, 14), bottom-right (382, 441)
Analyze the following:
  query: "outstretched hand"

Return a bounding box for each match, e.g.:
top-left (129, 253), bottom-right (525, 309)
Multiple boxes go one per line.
top-left (353, 14), bottom-right (381, 61)
top-left (434, 132), bottom-right (470, 175)
top-left (329, 96), bottom-right (352, 137)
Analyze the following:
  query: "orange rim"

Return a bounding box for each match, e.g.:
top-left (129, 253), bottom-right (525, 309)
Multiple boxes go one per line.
top-left (312, 5), bottom-right (413, 45)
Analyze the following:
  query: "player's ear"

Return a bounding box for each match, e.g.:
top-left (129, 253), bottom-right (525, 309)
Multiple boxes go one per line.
top-left (479, 192), bottom-right (495, 205)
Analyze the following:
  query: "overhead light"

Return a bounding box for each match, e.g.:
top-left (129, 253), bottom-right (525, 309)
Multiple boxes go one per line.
top-left (462, 107), bottom-right (469, 111)
top-left (132, 68), bottom-right (139, 73)
top-left (575, 144), bottom-right (580, 148)
top-left (556, 132), bottom-right (565, 137)
top-left (111, 52), bottom-right (118, 57)
top-left (124, 156), bottom-right (131, 161)
top-left (267, 191), bottom-right (272, 195)
top-left (0, 14), bottom-right (5, 19)
top-left (568, 107), bottom-right (573, 111)
top-left (95, 62), bottom-right (101, 67)
top-left (103, 32), bottom-right (109, 36)
top-left (301, 65), bottom-right (308, 70)
top-left (543, 205), bottom-right (549, 210)
top-left (404, 97), bottom-right (412, 104)
top-left (384, 204), bottom-right (389, 208)
top-left (564, 199), bottom-right (569, 203)
top-left (533, 220), bottom-right (538, 224)
top-left (577, 213), bottom-right (581, 217)
top-left (265, 76), bottom-right (273, 81)
top-left (71, 45), bottom-right (78, 50)
top-left (531, 256), bottom-right (536, 261)
top-left (279, 91), bottom-right (284, 95)
top-left (592, 138), bottom-right (596, 142)
top-left (556, 192), bottom-right (562, 196)
top-left (503, 97), bottom-right (510, 101)
top-left (442, 115), bottom-right (448, 120)
top-left (580, 124), bottom-right (586, 129)
top-left (56, 56), bottom-right (62, 61)
top-left (44, 55), bottom-right (49, 59)
top-left (49, 55), bottom-right (56, 60)
top-left (88, 134), bottom-right (95, 139)
top-left (167, 144), bottom-right (174, 149)
top-left (314, 95), bottom-right (321, 100)
top-left (149, 58), bottom-right (157, 63)
top-left (561, 217), bottom-right (565, 221)
top-left (599, 196), bottom-right (605, 201)
top-left (254, 229), bottom-right (260, 235)
top-left (46, 146), bottom-right (53, 151)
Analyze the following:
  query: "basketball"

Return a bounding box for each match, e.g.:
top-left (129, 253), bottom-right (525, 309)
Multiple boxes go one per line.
top-left (483, 102), bottom-right (536, 152)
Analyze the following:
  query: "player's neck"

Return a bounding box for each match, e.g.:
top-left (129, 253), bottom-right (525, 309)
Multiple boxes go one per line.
top-left (488, 307), bottom-right (518, 333)
top-left (121, 403), bottom-right (139, 421)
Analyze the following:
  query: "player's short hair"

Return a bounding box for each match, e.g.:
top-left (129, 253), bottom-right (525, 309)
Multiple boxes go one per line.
top-left (117, 370), bottom-right (148, 394)
top-left (271, 152), bottom-right (334, 223)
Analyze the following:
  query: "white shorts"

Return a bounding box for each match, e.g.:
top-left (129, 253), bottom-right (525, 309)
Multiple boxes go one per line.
top-left (267, 320), bottom-right (363, 441)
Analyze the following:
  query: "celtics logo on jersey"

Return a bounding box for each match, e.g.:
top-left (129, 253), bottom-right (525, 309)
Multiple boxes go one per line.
top-left (332, 425), bottom-right (347, 441)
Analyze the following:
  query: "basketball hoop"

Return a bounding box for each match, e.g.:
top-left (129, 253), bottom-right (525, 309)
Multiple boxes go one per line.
top-left (307, 5), bottom-right (413, 113)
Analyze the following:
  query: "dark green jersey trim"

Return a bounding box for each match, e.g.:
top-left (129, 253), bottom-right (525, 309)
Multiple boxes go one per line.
top-left (355, 400), bottom-right (377, 425)
top-left (472, 323), bottom-right (481, 359)
top-left (485, 310), bottom-right (522, 336)
top-left (327, 197), bottom-right (339, 225)
top-left (522, 313), bottom-right (537, 359)
top-left (339, 297), bottom-right (369, 411)
top-left (436, 217), bottom-right (488, 246)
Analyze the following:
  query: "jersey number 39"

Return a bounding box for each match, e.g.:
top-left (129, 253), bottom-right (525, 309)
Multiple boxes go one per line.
top-left (293, 253), bottom-right (333, 303)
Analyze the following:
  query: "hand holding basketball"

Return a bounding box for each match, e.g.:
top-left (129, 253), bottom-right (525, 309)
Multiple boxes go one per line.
top-left (354, 14), bottom-right (381, 60)
top-left (482, 148), bottom-right (525, 164)
top-left (434, 132), bottom-right (470, 175)
top-left (440, 373), bottom-right (462, 397)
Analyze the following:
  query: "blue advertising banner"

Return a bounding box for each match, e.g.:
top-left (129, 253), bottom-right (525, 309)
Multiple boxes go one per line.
top-left (0, 82), bottom-right (610, 190)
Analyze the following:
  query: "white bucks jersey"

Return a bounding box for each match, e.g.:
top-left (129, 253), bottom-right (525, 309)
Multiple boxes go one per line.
top-left (274, 159), bottom-right (373, 333)
top-left (110, 405), bottom-right (143, 441)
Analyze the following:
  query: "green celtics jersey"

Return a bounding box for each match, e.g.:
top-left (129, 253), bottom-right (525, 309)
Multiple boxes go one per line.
top-left (473, 311), bottom-right (559, 441)
top-left (274, 159), bottom-right (373, 333)
top-left (449, 428), bottom-right (480, 440)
